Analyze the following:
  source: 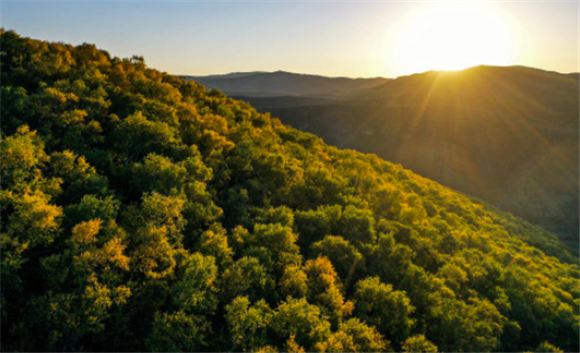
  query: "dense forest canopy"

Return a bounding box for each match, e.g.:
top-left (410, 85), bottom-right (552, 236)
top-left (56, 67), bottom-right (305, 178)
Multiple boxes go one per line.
top-left (1, 30), bottom-right (578, 352)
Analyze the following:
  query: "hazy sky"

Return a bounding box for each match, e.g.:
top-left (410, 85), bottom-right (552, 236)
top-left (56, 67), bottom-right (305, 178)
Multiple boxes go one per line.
top-left (2, 0), bottom-right (578, 78)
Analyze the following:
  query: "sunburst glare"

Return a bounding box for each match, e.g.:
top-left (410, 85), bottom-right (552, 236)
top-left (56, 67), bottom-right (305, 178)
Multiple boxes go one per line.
top-left (389, 2), bottom-right (515, 75)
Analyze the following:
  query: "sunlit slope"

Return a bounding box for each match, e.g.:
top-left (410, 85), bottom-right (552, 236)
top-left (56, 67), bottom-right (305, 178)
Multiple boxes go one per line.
top-left (1, 31), bottom-right (578, 352)
top-left (238, 66), bottom-right (579, 247)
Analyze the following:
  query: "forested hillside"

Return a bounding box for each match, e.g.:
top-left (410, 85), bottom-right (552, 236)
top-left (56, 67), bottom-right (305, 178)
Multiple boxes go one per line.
top-left (222, 67), bottom-right (579, 247)
top-left (1, 30), bottom-right (578, 352)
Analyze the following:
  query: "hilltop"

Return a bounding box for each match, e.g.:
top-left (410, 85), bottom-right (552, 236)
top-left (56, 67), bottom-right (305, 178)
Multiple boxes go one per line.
top-left (1, 31), bottom-right (578, 352)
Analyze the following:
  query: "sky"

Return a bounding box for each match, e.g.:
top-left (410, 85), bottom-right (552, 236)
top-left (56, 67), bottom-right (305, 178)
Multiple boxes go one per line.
top-left (2, 0), bottom-right (578, 78)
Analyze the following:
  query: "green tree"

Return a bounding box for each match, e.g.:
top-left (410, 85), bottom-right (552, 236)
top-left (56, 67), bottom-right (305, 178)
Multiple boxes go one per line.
top-left (270, 297), bottom-right (332, 351)
top-left (316, 318), bottom-right (392, 352)
top-left (534, 341), bottom-right (564, 353)
top-left (199, 224), bottom-right (234, 269)
top-left (304, 257), bottom-right (354, 324)
top-left (226, 296), bottom-right (273, 351)
top-left (147, 311), bottom-right (209, 351)
top-left (219, 256), bottom-right (275, 304)
top-left (402, 334), bottom-right (438, 353)
top-left (310, 235), bottom-right (365, 288)
top-left (354, 277), bottom-right (415, 345)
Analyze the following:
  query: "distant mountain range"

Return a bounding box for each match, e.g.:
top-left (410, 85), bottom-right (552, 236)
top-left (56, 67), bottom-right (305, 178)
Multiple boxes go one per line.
top-left (184, 66), bottom-right (580, 247)
top-left (183, 71), bottom-right (389, 98)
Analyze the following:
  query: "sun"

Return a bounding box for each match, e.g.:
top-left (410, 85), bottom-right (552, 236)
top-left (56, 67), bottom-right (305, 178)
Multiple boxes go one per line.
top-left (389, 3), bottom-right (514, 76)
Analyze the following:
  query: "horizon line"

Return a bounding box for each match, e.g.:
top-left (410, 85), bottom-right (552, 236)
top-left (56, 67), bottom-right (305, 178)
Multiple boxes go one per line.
top-left (178, 64), bottom-right (579, 81)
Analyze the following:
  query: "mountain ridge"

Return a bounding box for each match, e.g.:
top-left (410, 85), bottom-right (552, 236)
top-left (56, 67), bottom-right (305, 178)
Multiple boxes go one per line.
top-left (184, 65), bottom-right (577, 88)
top-left (183, 70), bottom-right (390, 98)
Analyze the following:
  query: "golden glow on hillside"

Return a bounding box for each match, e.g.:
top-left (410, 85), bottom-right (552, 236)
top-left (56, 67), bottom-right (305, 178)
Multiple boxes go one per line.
top-left (390, 3), bottom-right (514, 75)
